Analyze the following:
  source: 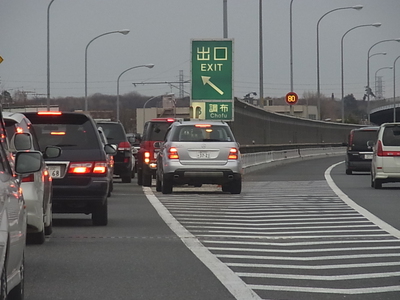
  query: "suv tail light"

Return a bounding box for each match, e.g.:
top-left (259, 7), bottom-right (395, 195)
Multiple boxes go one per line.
top-left (377, 140), bottom-right (400, 157)
top-left (118, 141), bottom-right (131, 151)
top-left (68, 162), bottom-right (108, 175)
top-left (22, 173), bottom-right (34, 183)
top-left (228, 148), bottom-right (239, 160)
top-left (168, 147), bottom-right (179, 159)
top-left (144, 151), bottom-right (151, 164)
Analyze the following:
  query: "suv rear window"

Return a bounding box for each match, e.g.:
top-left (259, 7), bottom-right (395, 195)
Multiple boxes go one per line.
top-left (27, 114), bottom-right (97, 151)
top-left (350, 130), bottom-right (378, 151)
top-left (144, 122), bottom-right (172, 141)
top-left (383, 125), bottom-right (400, 146)
top-left (97, 123), bottom-right (126, 142)
top-left (171, 125), bottom-right (234, 142)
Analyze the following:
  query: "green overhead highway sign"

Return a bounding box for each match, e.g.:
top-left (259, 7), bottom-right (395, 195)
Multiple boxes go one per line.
top-left (191, 39), bottom-right (233, 100)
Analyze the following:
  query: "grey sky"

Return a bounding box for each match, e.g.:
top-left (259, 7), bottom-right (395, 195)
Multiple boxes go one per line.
top-left (1, 0), bottom-right (399, 101)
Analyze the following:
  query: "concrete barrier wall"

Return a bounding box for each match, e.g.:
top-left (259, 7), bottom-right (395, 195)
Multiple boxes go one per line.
top-left (230, 99), bottom-right (362, 146)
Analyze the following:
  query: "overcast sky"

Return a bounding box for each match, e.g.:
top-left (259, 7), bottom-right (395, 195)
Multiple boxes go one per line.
top-left (1, 0), bottom-right (399, 101)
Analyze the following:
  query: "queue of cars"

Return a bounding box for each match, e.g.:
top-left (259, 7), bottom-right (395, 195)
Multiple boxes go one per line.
top-left (344, 122), bottom-right (400, 189)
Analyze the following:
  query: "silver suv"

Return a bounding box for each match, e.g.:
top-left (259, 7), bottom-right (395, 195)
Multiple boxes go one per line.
top-left (156, 121), bottom-right (242, 194)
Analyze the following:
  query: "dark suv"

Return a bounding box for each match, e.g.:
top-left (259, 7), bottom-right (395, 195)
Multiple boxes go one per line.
top-left (344, 126), bottom-right (379, 175)
top-left (137, 118), bottom-right (178, 186)
top-left (24, 111), bottom-right (116, 225)
top-left (96, 121), bottom-right (134, 183)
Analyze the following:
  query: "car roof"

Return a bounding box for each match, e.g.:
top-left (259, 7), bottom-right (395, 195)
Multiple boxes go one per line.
top-left (172, 120), bottom-right (228, 126)
top-left (2, 111), bottom-right (30, 124)
top-left (352, 126), bottom-right (380, 132)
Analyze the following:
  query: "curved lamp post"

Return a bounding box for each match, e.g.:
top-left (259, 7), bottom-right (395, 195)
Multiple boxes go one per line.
top-left (143, 93), bottom-right (174, 128)
top-left (84, 29), bottom-right (130, 112)
top-left (340, 22), bottom-right (381, 122)
top-left (366, 38), bottom-right (400, 123)
top-left (393, 55), bottom-right (400, 121)
top-left (316, 5), bottom-right (363, 119)
top-left (46, 0), bottom-right (55, 111)
top-left (116, 64), bottom-right (154, 121)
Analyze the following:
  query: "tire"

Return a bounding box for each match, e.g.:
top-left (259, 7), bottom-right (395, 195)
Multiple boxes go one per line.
top-left (143, 172), bottom-right (152, 187)
top-left (155, 173), bottom-right (162, 192)
top-left (230, 178), bottom-right (242, 194)
top-left (44, 221), bottom-right (53, 236)
top-left (373, 179), bottom-right (382, 189)
top-left (221, 184), bottom-right (230, 193)
top-left (121, 170), bottom-right (132, 183)
top-left (346, 169), bottom-right (352, 175)
top-left (28, 230), bottom-right (45, 245)
top-left (7, 253), bottom-right (24, 300)
top-left (44, 204), bottom-right (53, 236)
top-left (107, 180), bottom-right (113, 197)
top-left (137, 168), bottom-right (143, 186)
top-left (161, 175), bottom-right (173, 194)
top-left (92, 200), bottom-right (108, 226)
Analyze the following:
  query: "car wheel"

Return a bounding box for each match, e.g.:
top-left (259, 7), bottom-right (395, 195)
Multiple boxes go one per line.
top-left (92, 200), bottom-right (108, 226)
top-left (44, 220), bottom-right (53, 236)
top-left (370, 174), bottom-right (374, 188)
top-left (44, 204), bottom-right (53, 236)
top-left (161, 175), bottom-right (173, 194)
top-left (28, 229), bottom-right (45, 245)
top-left (346, 169), bottom-right (352, 175)
top-left (155, 173), bottom-right (162, 192)
top-left (230, 178), bottom-right (242, 194)
top-left (373, 179), bottom-right (382, 189)
top-left (7, 253), bottom-right (24, 300)
top-left (221, 184), bottom-right (230, 193)
top-left (137, 168), bottom-right (143, 186)
top-left (143, 172), bottom-right (152, 187)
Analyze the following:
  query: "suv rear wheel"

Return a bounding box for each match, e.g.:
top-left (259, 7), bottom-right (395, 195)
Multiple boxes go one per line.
top-left (161, 174), bottom-right (173, 194)
top-left (92, 200), bottom-right (108, 226)
top-left (142, 172), bottom-right (152, 187)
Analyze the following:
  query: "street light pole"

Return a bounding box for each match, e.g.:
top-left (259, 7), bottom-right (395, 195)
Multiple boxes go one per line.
top-left (393, 56), bottom-right (400, 122)
top-left (84, 29), bottom-right (130, 112)
top-left (46, 0), bottom-right (55, 111)
top-left (316, 5), bottom-right (363, 120)
top-left (258, 0), bottom-right (264, 107)
top-left (366, 38), bottom-right (400, 123)
top-left (116, 64), bottom-right (154, 121)
top-left (340, 23), bottom-right (381, 123)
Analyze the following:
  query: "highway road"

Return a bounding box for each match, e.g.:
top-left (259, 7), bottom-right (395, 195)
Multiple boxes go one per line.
top-left (25, 155), bottom-right (400, 300)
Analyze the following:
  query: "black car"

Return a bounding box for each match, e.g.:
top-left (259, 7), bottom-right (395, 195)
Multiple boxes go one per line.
top-left (344, 126), bottom-right (379, 175)
top-left (96, 121), bottom-right (134, 183)
top-left (24, 111), bottom-right (116, 226)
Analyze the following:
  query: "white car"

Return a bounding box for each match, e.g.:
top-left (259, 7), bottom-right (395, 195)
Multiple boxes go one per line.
top-left (371, 122), bottom-right (400, 189)
top-left (3, 112), bottom-right (53, 244)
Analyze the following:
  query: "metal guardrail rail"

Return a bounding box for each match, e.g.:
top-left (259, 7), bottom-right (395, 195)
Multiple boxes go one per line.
top-left (241, 146), bottom-right (345, 174)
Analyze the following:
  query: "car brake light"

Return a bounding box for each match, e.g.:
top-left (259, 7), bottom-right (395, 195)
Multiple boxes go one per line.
top-left (167, 118), bottom-right (175, 122)
top-left (16, 127), bottom-right (24, 134)
top-left (118, 141), bottom-right (131, 151)
top-left (377, 140), bottom-right (383, 156)
top-left (69, 163), bottom-right (92, 174)
top-left (228, 148), bottom-right (239, 160)
top-left (93, 163), bottom-right (107, 174)
top-left (144, 151), bottom-right (151, 164)
top-left (376, 140), bottom-right (400, 157)
top-left (22, 173), bottom-right (34, 183)
top-left (37, 111), bottom-right (62, 116)
top-left (168, 147), bottom-right (179, 159)
top-left (195, 124), bottom-right (211, 128)
top-left (51, 131), bottom-right (66, 135)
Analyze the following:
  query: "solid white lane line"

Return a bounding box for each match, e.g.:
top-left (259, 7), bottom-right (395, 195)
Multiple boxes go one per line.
top-left (237, 271), bottom-right (400, 280)
top-left (227, 261), bottom-right (400, 269)
top-left (325, 162), bottom-right (400, 239)
top-left (217, 253), bottom-right (400, 260)
top-left (143, 187), bottom-right (261, 300)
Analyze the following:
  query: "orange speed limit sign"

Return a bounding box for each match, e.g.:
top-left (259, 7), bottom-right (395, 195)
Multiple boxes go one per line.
top-left (285, 92), bottom-right (298, 105)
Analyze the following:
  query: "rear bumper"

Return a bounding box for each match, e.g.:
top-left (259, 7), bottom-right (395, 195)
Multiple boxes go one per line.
top-left (165, 168), bottom-right (241, 185)
top-left (52, 178), bottom-right (108, 213)
top-left (346, 160), bottom-right (372, 171)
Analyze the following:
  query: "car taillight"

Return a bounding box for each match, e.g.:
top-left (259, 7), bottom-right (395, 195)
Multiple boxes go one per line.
top-left (168, 147), bottom-right (179, 159)
top-left (144, 152), bottom-right (151, 164)
top-left (22, 173), bottom-right (34, 183)
top-left (376, 140), bottom-right (400, 157)
top-left (118, 141), bottom-right (131, 151)
top-left (228, 148), bottom-right (239, 160)
top-left (93, 163), bottom-right (108, 174)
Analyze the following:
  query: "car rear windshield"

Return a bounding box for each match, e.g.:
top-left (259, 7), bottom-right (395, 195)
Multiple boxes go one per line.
top-left (145, 122), bottom-right (172, 141)
top-left (97, 123), bottom-right (127, 143)
top-left (27, 114), bottom-right (98, 151)
top-left (351, 130), bottom-right (378, 150)
top-left (383, 126), bottom-right (400, 146)
top-left (171, 125), bottom-right (234, 142)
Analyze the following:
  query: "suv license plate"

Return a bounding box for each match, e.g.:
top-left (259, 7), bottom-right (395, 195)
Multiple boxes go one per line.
top-left (197, 151), bottom-right (210, 159)
top-left (48, 166), bottom-right (62, 178)
top-left (364, 154), bottom-right (373, 159)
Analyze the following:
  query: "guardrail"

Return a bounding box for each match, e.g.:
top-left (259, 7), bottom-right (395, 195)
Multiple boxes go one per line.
top-left (241, 146), bottom-right (345, 174)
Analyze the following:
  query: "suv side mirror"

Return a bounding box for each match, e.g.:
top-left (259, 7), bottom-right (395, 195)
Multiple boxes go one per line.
top-left (13, 133), bottom-right (32, 151)
top-left (153, 141), bottom-right (162, 148)
top-left (14, 151), bottom-right (43, 174)
top-left (44, 146), bottom-right (62, 159)
top-left (104, 144), bottom-right (117, 155)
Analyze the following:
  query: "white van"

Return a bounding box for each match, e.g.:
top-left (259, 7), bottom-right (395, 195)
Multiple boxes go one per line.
top-left (371, 123), bottom-right (400, 189)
